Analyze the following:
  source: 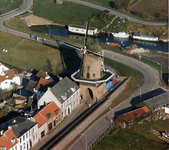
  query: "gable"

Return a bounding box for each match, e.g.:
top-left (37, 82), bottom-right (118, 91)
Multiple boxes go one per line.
top-left (38, 89), bottom-right (61, 108)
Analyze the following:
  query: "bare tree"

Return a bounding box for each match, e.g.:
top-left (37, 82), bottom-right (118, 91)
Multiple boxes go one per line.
top-left (115, 0), bottom-right (122, 9)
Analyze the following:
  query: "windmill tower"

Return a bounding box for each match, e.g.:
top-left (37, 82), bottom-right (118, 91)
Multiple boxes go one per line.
top-left (64, 21), bottom-right (114, 101)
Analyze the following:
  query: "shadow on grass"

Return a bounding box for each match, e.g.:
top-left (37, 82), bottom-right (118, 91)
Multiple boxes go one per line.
top-left (43, 41), bottom-right (81, 78)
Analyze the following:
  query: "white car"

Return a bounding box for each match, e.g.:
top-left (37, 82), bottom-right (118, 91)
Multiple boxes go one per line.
top-left (162, 132), bottom-right (169, 138)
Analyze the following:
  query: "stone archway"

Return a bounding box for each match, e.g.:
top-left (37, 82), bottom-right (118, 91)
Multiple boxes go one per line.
top-left (87, 88), bottom-right (93, 99)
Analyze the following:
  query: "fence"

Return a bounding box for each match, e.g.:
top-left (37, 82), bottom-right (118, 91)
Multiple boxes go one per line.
top-left (87, 122), bottom-right (114, 150)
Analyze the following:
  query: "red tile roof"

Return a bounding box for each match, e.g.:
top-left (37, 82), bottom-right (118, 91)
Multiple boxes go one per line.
top-left (0, 75), bottom-right (6, 82)
top-left (35, 78), bottom-right (53, 91)
top-left (0, 128), bottom-right (18, 149)
top-left (4, 69), bottom-right (17, 79)
top-left (35, 70), bottom-right (49, 78)
top-left (33, 101), bottom-right (60, 128)
top-left (124, 106), bottom-right (150, 120)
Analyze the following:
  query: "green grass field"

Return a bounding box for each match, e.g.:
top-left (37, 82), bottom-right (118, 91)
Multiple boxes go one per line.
top-left (93, 119), bottom-right (169, 150)
top-left (0, 0), bottom-right (22, 15)
top-left (0, 30), bottom-right (23, 50)
top-left (0, 33), bottom-right (81, 75)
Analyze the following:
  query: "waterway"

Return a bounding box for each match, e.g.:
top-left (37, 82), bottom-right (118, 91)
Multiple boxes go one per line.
top-left (30, 25), bottom-right (168, 52)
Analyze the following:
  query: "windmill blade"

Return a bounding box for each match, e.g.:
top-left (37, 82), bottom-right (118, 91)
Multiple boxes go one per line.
top-left (80, 53), bottom-right (85, 76)
top-left (86, 49), bottom-right (104, 58)
top-left (64, 42), bottom-right (82, 51)
top-left (84, 21), bottom-right (89, 46)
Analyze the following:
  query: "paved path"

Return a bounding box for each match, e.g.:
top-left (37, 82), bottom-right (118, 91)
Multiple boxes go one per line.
top-left (65, 0), bottom-right (167, 26)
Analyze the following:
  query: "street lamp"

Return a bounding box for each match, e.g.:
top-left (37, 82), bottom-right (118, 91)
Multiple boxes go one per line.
top-left (137, 85), bottom-right (141, 101)
top-left (112, 55), bottom-right (115, 69)
top-left (109, 108), bottom-right (113, 123)
top-left (158, 63), bottom-right (162, 81)
top-left (82, 134), bottom-right (87, 150)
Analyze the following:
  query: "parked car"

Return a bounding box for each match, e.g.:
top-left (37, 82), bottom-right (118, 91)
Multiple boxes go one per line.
top-left (162, 132), bottom-right (169, 138)
top-left (103, 10), bottom-right (109, 13)
top-left (30, 34), bottom-right (36, 38)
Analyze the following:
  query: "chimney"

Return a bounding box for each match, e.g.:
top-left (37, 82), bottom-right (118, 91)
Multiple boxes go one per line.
top-left (8, 126), bottom-right (12, 130)
top-left (59, 77), bottom-right (62, 80)
top-left (0, 130), bottom-right (4, 136)
top-left (48, 87), bottom-right (51, 91)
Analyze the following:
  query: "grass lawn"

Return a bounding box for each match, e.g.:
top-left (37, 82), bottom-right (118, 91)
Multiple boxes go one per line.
top-left (0, 38), bottom-right (81, 75)
top-left (93, 119), bottom-right (169, 150)
top-left (0, 0), bottom-right (22, 15)
top-left (32, 0), bottom-right (99, 25)
top-left (0, 30), bottom-right (23, 50)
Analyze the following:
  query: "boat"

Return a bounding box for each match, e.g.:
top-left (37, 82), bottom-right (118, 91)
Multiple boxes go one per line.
top-left (111, 32), bottom-right (129, 38)
top-left (68, 24), bottom-right (98, 36)
top-left (132, 33), bottom-right (159, 42)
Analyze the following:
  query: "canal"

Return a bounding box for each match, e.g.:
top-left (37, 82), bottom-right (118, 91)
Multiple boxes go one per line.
top-left (30, 25), bottom-right (168, 52)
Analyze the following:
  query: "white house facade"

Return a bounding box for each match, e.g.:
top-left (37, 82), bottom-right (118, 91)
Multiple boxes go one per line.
top-left (0, 116), bottom-right (38, 150)
top-left (38, 77), bottom-right (81, 119)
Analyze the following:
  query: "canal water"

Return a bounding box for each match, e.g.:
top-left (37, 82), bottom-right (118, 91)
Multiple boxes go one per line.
top-left (30, 25), bottom-right (168, 52)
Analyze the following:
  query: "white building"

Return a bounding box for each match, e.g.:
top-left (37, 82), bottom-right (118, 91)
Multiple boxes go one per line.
top-left (0, 116), bottom-right (38, 150)
top-left (0, 69), bottom-right (21, 90)
top-left (38, 76), bottom-right (80, 119)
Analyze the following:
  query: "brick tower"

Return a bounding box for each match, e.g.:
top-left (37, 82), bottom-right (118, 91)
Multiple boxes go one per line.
top-left (71, 50), bottom-right (114, 101)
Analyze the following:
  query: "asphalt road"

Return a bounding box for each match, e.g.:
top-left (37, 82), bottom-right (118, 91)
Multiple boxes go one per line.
top-left (65, 0), bottom-right (167, 26)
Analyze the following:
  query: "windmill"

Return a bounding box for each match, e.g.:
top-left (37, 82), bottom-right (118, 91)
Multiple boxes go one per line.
top-left (64, 21), bottom-right (105, 78)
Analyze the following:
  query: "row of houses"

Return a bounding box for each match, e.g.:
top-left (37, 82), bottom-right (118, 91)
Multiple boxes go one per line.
top-left (0, 63), bottom-right (82, 149)
top-left (0, 100), bottom-right (62, 150)
top-left (115, 91), bottom-right (169, 128)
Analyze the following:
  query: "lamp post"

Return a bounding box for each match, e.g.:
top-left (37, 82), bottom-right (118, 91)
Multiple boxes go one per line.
top-left (112, 55), bottom-right (115, 69)
top-left (82, 134), bottom-right (87, 150)
top-left (158, 63), bottom-right (162, 81)
top-left (109, 108), bottom-right (113, 123)
top-left (137, 85), bottom-right (141, 101)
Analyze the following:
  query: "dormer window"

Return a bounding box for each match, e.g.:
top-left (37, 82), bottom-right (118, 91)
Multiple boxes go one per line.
top-left (46, 113), bottom-right (51, 118)
top-left (70, 87), bottom-right (76, 92)
top-left (61, 93), bottom-right (67, 101)
top-left (1, 146), bottom-right (6, 150)
top-left (11, 138), bottom-right (15, 144)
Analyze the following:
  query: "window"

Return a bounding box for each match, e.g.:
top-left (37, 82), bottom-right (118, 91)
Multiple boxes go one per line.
top-left (23, 135), bottom-right (25, 140)
top-left (15, 146), bottom-right (17, 150)
top-left (93, 73), bottom-right (95, 77)
top-left (20, 146), bottom-right (22, 150)
top-left (87, 73), bottom-right (90, 79)
top-left (87, 66), bottom-right (90, 71)
top-left (100, 71), bottom-right (103, 77)
top-left (76, 91), bottom-right (78, 96)
top-left (26, 133), bottom-right (28, 138)
top-left (24, 143), bottom-right (25, 149)
top-left (74, 101), bottom-right (75, 107)
top-left (20, 138), bottom-right (22, 143)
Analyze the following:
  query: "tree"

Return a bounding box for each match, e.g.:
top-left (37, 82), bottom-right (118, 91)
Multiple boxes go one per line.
top-left (115, 0), bottom-right (122, 10)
